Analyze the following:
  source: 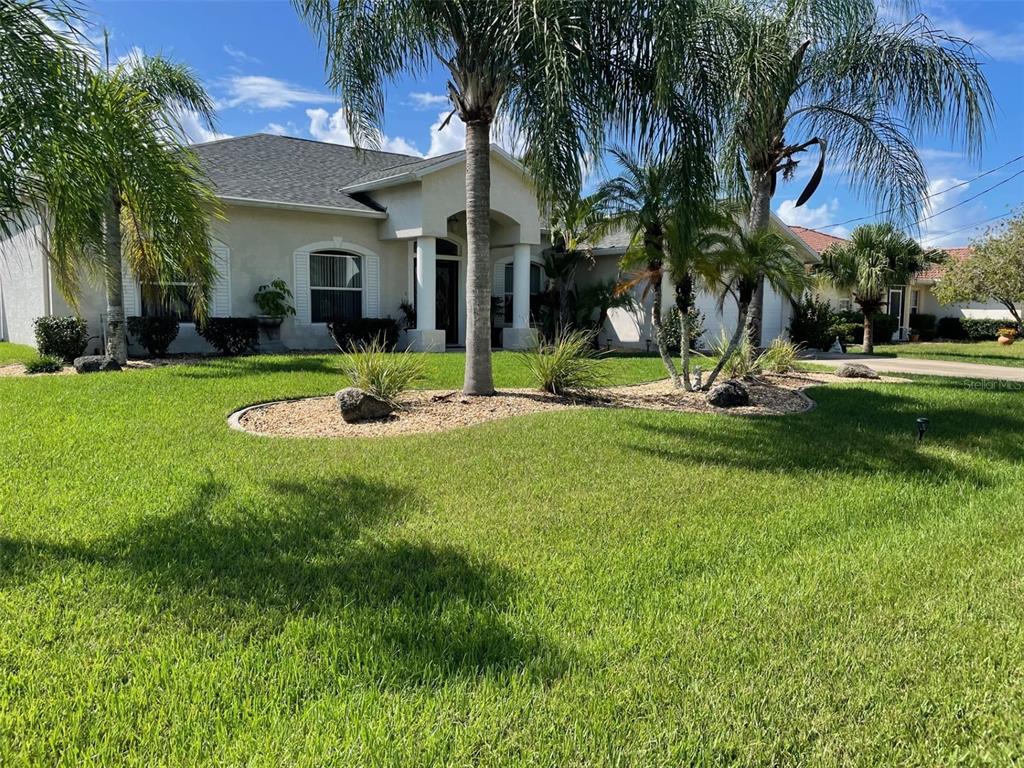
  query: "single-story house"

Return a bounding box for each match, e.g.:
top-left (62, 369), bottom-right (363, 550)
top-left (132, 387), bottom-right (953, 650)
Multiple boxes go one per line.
top-left (789, 225), bottom-right (1019, 339)
top-left (1, 133), bottom-right (816, 355)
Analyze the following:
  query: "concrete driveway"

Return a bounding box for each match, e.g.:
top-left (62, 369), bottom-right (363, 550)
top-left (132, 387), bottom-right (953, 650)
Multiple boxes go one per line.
top-left (809, 353), bottom-right (1024, 382)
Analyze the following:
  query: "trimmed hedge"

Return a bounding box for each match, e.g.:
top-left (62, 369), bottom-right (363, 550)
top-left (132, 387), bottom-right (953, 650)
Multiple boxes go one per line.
top-left (328, 318), bottom-right (400, 351)
top-left (909, 313), bottom-right (937, 341)
top-left (962, 317), bottom-right (1020, 341)
top-left (34, 316), bottom-right (89, 362)
top-left (936, 317), bottom-right (967, 340)
top-left (127, 316), bottom-right (180, 357)
top-left (196, 317), bottom-right (259, 356)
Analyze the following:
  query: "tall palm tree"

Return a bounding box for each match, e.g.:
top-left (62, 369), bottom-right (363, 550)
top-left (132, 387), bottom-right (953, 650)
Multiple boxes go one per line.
top-left (703, 228), bottom-right (809, 390)
top-left (816, 223), bottom-right (935, 354)
top-left (601, 147), bottom-right (688, 387)
top-left (719, 0), bottom-right (991, 345)
top-left (42, 51), bottom-right (221, 364)
top-left (292, 0), bottom-right (726, 395)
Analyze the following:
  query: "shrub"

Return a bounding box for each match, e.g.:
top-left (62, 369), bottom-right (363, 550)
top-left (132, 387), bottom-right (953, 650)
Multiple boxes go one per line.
top-left (341, 336), bottom-right (424, 406)
top-left (827, 311), bottom-right (898, 347)
top-left (127, 316), bottom-right (179, 357)
top-left (24, 355), bottom-right (64, 374)
top-left (962, 317), bottom-right (1019, 341)
top-left (196, 317), bottom-right (259, 356)
top-left (328, 318), bottom-right (400, 351)
top-left (758, 338), bottom-right (803, 373)
top-left (936, 316), bottom-right (967, 340)
top-left (872, 312), bottom-right (898, 344)
top-left (827, 321), bottom-right (862, 348)
top-left (521, 329), bottom-right (606, 396)
top-left (908, 313), bottom-right (937, 341)
top-left (789, 296), bottom-right (835, 350)
top-left (253, 279), bottom-right (296, 318)
top-left (657, 305), bottom-right (706, 353)
top-left (33, 316), bottom-right (88, 362)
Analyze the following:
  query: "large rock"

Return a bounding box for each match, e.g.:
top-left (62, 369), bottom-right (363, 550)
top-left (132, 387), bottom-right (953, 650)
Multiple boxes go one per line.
top-left (706, 379), bottom-right (750, 408)
top-left (73, 355), bottom-right (122, 373)
top-left (836, 362), bottom-right (880, 380)
top-left (335, 387), bottom-right (394, 423)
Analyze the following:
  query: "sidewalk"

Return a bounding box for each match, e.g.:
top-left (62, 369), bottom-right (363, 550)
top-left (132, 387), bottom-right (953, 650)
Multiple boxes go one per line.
top-left (809, 353), bottom-right (1024, 382)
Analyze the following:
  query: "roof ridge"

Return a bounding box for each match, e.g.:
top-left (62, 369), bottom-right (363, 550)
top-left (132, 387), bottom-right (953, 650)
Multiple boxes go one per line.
top-left (193, 132), bottom-right (427, 162)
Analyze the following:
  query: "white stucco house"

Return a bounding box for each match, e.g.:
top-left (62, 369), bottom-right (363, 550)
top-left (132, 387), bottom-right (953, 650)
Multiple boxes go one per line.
top-left (1, 133), bottom-right (817, 355)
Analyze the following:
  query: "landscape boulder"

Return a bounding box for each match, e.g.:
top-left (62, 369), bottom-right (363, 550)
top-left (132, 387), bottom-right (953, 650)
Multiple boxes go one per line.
top-left (836, 362), bottom-right (880, 380)
top-left (73, 355), bottom-right (122, 374)
top-left (335, 387), bottom-right (394, 423)
top-left (706, 379), bottom-right (750, 408)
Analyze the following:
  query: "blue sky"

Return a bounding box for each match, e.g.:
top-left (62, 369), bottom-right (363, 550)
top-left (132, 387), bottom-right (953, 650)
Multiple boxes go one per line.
top-left (90, 0), bottom-right (1024, 248)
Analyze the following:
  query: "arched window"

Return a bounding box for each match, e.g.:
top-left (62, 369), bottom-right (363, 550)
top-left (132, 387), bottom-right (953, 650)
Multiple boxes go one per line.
top-left (310, 250), bottom-right (362, 323)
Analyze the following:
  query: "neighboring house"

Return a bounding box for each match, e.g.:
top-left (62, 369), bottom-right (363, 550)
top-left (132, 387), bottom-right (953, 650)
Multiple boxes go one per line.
top-left (790, 225), bottom-right (1019, 339)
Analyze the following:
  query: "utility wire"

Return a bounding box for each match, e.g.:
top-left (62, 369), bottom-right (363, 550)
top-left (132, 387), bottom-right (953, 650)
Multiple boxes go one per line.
top-left (914, 167), bottom-right (1024, 227)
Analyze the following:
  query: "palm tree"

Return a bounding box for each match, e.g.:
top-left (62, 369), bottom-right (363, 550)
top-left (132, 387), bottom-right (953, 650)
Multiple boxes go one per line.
top-left (600, 147), bottom-right (688, 387)
top-left (816, 223), bottom-right (935, 354)
top-left (703, 228), bottom-right (809, 390)
top-left (292, 0), bottom-right (727, 395)
top-left (718, 0), bottom-right (991, 345)
top-left (42, 51), bottom-right (221, 364)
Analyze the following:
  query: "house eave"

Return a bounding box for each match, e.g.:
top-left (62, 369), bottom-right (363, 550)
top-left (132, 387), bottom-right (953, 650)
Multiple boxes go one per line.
top-left (219, 196), bottom-right (388, 219)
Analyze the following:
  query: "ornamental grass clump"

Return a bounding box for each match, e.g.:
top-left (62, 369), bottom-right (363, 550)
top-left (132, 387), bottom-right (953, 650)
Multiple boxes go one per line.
top-left (24, 355), bottom-right (64, 374)
top-left (522, 330), bottom-right (607, 396)
top-left (757, 338), bottom-right (803, 373)
top-left (340, 336), bottom-right (424, 406)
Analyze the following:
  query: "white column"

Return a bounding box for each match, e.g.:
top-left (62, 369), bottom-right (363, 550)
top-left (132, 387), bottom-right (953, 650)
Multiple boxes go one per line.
top-left (415, 236), bottom-right (436, 331)
top-left (512, 243), bottom-right (531, 330)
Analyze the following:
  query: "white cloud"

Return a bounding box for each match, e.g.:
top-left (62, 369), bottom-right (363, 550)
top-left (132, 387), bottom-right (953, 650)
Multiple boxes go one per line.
top-left (306, 107), bottom-right (423, 156)
top-left (223, 45), bottom-right (260, 65)
top-left (262, 121), bottom-right (299, 137)
top-left (221, 75), bottom-right (335, 110)
top-left (408, 92), bottom-right (449, 110)
top-left (932, 16), bottom-right (1024, 63)
top-left (776, 197), bottom-right (850, 238)
top-left (423, 110), bottom-right (522, 158)
top-left (177, 110), bottom-right (232, 145)
top-left (917, 177), bottom-right (988, 247)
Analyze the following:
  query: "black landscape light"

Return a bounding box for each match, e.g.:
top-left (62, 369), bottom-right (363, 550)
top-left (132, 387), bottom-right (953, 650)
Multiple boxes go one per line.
top-left (916, 417), bottom-right (930, 443)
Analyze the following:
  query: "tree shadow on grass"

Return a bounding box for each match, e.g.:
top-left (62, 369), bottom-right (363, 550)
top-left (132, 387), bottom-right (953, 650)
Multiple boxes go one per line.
top-left (165, 354), bottom-right (343, 380)
top-left (625, 382), bottom-right (1023, 484)
top-left (0, 476), bottom-right (561, 686)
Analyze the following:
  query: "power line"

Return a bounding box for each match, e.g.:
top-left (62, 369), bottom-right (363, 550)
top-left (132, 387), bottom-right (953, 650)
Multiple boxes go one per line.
top-left (922, 210), bottom-right (1016, 241)
top-left (819, 153), bottom-right (1024, 229)
top-left (914, 167), bottom-right (1024, 227)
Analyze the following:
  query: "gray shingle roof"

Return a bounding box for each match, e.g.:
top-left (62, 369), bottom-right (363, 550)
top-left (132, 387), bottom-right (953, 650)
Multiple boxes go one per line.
top-left (191, 134), bottom-right (438, 213)
top-left (342, 150), bottom-right (464, 189)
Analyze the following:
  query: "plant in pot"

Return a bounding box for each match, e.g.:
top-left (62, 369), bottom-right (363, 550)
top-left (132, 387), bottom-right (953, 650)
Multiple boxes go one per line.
top-left (997, 327), bottom-right (1018, 346)
top-left (253, 279), bottom-right (295, 340)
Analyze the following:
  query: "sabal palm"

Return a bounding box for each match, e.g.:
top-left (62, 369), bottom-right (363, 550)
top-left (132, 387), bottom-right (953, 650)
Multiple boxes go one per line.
top-left (43, 53), bottom-right (220, 363)
top-left (719, 0), bottom-right (990, 344)
top-left (816, 223), bottom-right (934, 353)
top-left (294, 0), bottom-right (649, 395)
top-left (601, 146), bottom-right (689, 387)
top-left (703, 228), bottom-right (809, 390)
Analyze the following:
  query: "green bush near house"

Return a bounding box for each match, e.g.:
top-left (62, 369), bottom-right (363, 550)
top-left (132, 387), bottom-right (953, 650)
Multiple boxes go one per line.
top-left (33, 316), bottom-right (89, 362)
top-left (788, 296), bottom-right (835, 350)
top-left (196, 317), bottom-right (259, 356)
top-left (908, 313), bottom-right (936, 340)
top-left (127, 316), bottom-right (180, 357)
top-left (936, 317), bottom-right (967, 340)
top-left (962, 317), bottom-right (1020, 341)
top-left (328, 318), bottom-right (401, 351)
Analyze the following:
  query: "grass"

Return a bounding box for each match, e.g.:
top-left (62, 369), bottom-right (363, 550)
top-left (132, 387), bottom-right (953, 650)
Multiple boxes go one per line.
top-left (864, 340), bottom-right (1024, 368)
top-left (2, 351), bottom-right (1024, 765)
top-left (0, 341), bottom-right (38, 365)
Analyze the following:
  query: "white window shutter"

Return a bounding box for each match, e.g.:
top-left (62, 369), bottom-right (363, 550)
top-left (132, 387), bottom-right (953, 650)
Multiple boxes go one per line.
top-left (121, 261), bottom-right (139, 317)
top-left (363, 254), bottom-right (380, 318)
top-left (293, 250), bottom-right (311, 324)
top-left (211, 244), bottom-right (232, 317)
top-left (493, 262), bottom-right (505, 296)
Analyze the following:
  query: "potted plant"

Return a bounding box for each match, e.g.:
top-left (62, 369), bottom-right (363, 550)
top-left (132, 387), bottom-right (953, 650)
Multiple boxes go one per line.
top-left (996, 327), bottom-right (1018, 346)
top-left (253, 279), bottom-right (296, 340)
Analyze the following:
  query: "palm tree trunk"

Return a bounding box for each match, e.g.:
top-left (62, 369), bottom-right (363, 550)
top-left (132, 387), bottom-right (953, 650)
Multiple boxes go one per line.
top-left (463, 119), bottom-right (494, 395)
top-left (746, 170), bottom-right (773, 349)
top-left (104, 187), bottom-right (127, 365)
top-left (651, 265), bottom-right (681, 388)
top-left (675, 274), bottom-right (694, 391)
top-left (862, 310), bottom-right (875, 354)
top-left (704, 287), bottom-right (753, 391)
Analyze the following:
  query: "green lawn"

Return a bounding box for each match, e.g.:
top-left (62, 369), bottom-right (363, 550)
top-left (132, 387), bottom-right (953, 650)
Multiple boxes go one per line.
top-left (0, 341), bottom-right (38, 365)
top-left (865, 340), bottom-right (1024, 368)
top-left (2, 352), bottom-right (1024, 765)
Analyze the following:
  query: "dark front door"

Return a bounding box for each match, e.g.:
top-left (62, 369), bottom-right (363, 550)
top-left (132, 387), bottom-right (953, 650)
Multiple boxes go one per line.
top-left (436, 260), bottom-right (459, 345)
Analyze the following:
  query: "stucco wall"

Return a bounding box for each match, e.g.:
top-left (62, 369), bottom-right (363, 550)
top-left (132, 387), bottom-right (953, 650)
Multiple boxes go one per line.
top-left (0, 218), bottom-right (48, 346)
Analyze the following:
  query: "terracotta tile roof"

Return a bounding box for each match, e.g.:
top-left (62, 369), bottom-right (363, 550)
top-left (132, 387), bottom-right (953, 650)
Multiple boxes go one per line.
top-left (787, 225), bottom-right (849, 255)
top-left (916, 246), bottom-right (972, 281)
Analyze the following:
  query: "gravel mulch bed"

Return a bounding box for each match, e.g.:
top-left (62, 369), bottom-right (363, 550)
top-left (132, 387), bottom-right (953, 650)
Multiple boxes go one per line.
top-left (233, 372), bottom-right (876, 439)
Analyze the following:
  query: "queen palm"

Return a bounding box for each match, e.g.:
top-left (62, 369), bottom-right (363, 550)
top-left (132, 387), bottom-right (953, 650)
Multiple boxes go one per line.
top-left (720, 0), bottom-right (990, 345)
top-left (42, 51), bottom-right (220, 364)
top-left (702, 228), bottom-right (809, 391)
top-left (816, 223), bottom-right (935, 354)
top-left (293, 0), bottom-right (723, 395)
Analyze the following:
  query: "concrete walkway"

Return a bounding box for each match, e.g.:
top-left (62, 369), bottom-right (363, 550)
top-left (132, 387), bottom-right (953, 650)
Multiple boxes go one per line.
top-left (809, 353), bottom-right (1024, 382)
